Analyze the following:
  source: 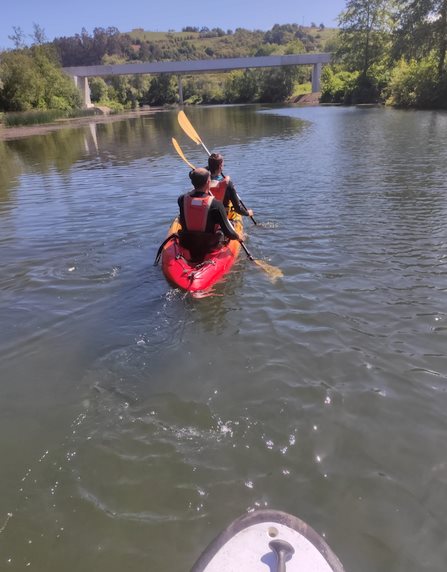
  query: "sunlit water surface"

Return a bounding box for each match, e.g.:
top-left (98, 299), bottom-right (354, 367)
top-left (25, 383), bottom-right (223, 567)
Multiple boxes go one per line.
top-left (1, 105), bottom-right (447, 571)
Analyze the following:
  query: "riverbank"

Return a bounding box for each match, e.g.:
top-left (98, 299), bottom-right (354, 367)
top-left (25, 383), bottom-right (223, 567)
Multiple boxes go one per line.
top-left (0, 99), bottom-right (331, 141)
top-left (291, 92), bottom-right (321, 105)
top-left (0, 107), bottom-right (165, 141)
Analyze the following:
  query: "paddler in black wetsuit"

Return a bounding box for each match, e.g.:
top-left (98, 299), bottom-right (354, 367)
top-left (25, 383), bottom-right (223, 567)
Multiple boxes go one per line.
top-left (207, 152), bottom-right (254, 219)
top-left (178, 167), bottom-right (241, 261)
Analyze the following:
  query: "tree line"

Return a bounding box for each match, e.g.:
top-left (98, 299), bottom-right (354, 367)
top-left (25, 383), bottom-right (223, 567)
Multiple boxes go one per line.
top-left (322, 0), bottom-right (447, 108)
top-left (1, 2), bottom-right (446, 115)
top-left (0, 24), bottom-right (326, 113)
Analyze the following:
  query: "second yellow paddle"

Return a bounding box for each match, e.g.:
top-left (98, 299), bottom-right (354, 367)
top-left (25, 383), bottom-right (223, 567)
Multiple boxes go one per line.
top-left (177, 110), bottom-right (211, 155)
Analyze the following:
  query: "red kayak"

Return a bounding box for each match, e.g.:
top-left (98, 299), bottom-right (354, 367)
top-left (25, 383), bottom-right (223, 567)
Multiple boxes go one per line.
top-left (160, 214), bottom-right (243, 294)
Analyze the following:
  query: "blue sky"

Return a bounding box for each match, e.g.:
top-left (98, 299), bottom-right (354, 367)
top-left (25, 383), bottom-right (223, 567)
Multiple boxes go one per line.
top-left (1, 0), bottom-right (346, 49)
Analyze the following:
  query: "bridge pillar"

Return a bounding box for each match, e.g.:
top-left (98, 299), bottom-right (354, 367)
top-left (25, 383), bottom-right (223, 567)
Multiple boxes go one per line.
top-left (311, 63), bottom-right (322, 93)
top-left (178, 75), bottom-right (183, 105)
top-left (73, 76), bottom-right (93, 108)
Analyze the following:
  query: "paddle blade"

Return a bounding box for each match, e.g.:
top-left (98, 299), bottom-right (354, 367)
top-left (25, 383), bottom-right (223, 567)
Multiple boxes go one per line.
top-left (171, 137), bottom-right (196, 169)
top-left (254, 259), bottom-right (283, 283)
top-left (178, 110), bottom-right (202, 146)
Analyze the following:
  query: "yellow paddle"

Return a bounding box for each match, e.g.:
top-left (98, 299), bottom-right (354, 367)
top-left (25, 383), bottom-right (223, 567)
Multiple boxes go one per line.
top-left (171, 136), bottom-right (282, 283)
top-left (171, 137), bottom-right (195, 169)
top-left (178, 110), bottom-right (211, 154)
top-left (238, 241), bottom-right (282, 282)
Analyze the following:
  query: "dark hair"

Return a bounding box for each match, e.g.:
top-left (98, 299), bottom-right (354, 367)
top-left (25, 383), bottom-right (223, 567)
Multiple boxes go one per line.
top-left (189, 168), bottom-right (210, 189)
top-left (208, 153), bottom-right (223, 174)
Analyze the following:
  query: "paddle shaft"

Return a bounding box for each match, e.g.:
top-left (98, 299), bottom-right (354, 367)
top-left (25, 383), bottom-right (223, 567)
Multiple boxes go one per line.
top-left (153, 233), bottom-right (178, 266)
top-left (237, 196), bottom-right (257, 225)
top-left (199, 140), bottom-right (211, 156)
top-left (239, 240), bottom-right (254, 261)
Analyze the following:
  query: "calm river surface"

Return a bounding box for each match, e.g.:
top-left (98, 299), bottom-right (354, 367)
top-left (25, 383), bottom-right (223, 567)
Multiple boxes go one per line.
top-left (1, 105), bottom-right (447, 571)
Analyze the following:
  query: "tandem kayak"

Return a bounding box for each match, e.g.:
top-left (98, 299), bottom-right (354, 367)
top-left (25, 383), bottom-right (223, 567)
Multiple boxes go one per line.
top-left (190, 509), bottom-right (345, 572)
top-left (160, 213), bottom-right (244, 294)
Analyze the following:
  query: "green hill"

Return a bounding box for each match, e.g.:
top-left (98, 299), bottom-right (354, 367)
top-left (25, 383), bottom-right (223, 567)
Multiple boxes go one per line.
top-left (125, 24), bottom-right (337, 62)
top-left (51, 24), bottom-right (337, 68)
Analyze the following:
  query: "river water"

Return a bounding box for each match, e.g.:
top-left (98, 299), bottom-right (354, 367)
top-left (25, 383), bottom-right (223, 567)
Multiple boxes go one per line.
top-left (1, 105), bottom-right (447, 571)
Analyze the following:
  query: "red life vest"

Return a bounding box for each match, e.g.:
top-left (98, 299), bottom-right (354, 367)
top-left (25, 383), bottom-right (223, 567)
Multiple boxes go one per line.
top-left (209, 176), bottom-right (229, 202)
top-left (183, 193), bottom-right (214, 232)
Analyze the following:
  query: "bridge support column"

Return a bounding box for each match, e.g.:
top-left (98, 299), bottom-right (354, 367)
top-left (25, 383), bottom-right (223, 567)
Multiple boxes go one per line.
top-left (178, 75), bottom-right (183, 105)
top-left (311, 63), bottom-right (322, 93)
top-left (73, 76), bottom-right (93, 108)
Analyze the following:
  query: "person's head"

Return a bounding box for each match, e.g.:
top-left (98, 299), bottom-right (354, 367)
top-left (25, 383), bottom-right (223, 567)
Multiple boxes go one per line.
top-left (208, 152), bottom-right (224, 175)
top-left (189, 167), bottom-right (210, 190)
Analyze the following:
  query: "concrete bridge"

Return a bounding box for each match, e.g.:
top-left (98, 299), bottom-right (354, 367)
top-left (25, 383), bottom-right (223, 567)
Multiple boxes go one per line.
top-left (63, 53), bottom-right (332, 107)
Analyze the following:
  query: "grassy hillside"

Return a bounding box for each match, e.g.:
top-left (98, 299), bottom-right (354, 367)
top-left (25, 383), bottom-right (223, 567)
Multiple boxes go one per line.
top-left (126, 25), bottom-right (337, 61)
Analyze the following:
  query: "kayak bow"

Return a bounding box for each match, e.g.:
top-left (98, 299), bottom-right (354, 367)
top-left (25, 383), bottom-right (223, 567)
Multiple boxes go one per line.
top-left (190, 509), bottom-right (345, 572)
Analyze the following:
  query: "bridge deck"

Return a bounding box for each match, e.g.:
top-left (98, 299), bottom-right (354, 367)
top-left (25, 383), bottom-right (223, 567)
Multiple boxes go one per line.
top-left (63, 53), bottom-right (331, 78)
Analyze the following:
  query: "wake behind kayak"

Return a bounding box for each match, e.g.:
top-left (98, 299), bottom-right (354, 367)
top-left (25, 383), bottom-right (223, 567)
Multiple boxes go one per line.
top-left (190, 509), bottom-right (345, 572)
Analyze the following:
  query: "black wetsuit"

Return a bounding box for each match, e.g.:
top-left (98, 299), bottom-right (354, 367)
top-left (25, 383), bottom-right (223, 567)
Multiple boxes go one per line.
top-left (210, 174), bottom-right (250, 217)
top-left (177, 191), bottom-right (239, 260)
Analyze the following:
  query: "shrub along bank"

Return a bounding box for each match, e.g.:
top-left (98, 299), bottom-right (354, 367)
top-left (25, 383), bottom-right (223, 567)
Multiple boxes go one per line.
top-left (320, 0), bottom-right (447, 109)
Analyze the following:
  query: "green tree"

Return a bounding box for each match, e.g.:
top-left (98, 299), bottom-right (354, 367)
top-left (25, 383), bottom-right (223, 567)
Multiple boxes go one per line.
top-left (337, 0), bottom-right (393, 78)
top-left (32, 45), bottom-right (82, 109)
top-left (320, 66), bottom-right (360, 103)
top-left (259, 66), bottom-right (299, 102)
top-left (143, 74), bottom-right (177, 106)
top-left (224, 70), bottom-right (258, 102)
top-left (0, 52), bottom-right (44, 110)
top-left (88, 77), bottom-right (109, 103)
top-left (253, 44), bottom-right (278, 57)
top-left (107, 75), bottom-right (132, 105)
top-left (0, 48), bottom-right (81, 111)
top-left (393, 0), bottom-right (447, 78)
top-left (386, 55), bottom-right (447, 107)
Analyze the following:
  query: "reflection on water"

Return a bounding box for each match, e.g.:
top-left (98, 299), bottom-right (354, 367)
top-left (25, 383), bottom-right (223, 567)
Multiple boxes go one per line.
top-left (1, 106), bottom-right (305, 196)
top-left (0, 143), bottom-right (21, 204)
top-left (1, 105), bottom-right (447, 572)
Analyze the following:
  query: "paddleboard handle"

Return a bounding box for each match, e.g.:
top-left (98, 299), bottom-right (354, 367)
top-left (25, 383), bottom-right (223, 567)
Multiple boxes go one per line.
top-left (269, 539), bottom-right (295, 572)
